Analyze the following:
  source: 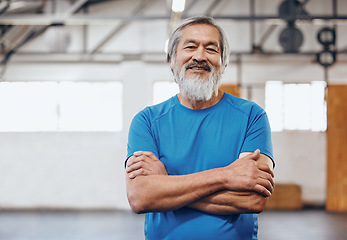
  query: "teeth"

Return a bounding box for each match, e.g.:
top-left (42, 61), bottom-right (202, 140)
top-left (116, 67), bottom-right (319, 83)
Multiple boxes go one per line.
top-left (191, 67), bottom-right (206, 70)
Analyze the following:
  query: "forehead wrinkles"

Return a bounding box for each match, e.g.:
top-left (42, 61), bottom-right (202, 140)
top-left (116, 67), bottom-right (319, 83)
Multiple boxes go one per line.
top-left (179, 24), bottom-right (221, 48)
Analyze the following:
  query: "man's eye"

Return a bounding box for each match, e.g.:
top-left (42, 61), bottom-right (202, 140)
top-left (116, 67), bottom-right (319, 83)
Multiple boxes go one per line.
top-left (185, 45), bottom-right (196, 49)
top-left (207, 48), bottom-right (218, 52)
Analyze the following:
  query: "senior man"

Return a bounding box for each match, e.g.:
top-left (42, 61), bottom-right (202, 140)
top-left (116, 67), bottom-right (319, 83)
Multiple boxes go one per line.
top-left (125, 16), bottom-right (274, 240)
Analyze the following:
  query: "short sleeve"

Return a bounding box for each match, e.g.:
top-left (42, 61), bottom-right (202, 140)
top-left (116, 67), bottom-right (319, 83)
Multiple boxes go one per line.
top-left (240, 104), bottom-right (275, 167)
top-left (126, 109), bottom-right (159, 166)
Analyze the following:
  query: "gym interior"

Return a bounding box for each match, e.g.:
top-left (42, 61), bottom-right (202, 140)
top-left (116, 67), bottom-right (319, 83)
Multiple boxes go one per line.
top-left (0, 0), bottom-right (347, 239)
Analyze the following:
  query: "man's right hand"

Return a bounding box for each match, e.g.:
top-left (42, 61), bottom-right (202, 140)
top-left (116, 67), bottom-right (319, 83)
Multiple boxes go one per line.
top-left (222, 150), bottom-right (274, 197)
top-left (126, 151), bottom-right (167, 179)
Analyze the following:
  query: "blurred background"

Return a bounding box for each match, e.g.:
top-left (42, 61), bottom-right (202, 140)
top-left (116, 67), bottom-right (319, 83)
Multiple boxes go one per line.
top-left (0, 0), bottom-right (346, 239)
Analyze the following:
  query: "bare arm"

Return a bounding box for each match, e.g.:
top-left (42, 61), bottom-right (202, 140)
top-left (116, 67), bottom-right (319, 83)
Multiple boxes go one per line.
top-left (126, 166), bottom-right (226, 213)
top-left (187, 154), bottom-right (274, 215)
top-left (125, 150), bottom-right (274, 214)
top-left (187, 190), bottom-right (267, 215)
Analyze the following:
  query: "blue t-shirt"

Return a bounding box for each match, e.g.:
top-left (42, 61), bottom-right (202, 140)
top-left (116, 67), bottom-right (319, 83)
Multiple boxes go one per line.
top-left (126, 93), bottom-right (274, 240)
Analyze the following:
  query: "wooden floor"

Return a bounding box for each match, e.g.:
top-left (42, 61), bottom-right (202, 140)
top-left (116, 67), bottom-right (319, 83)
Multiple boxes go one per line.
top-left (0, 209), bottom-right (346, 240)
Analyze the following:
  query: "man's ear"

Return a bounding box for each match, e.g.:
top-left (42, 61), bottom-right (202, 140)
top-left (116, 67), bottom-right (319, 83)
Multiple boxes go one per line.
top-left (220, 59), bottom-right (226, 74)
top-left (169, 61), bottom-right (175, 73)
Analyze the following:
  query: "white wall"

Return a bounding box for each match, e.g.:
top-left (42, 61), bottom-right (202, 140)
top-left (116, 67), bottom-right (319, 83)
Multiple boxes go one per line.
top-left (0, 132), bottom-right (127, 209)
top-left (272, 132), bottom-right (326, 205)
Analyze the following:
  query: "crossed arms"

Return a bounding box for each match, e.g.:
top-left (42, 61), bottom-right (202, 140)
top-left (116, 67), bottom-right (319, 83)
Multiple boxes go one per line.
top-left (125, 149), bottom-right (274, 215)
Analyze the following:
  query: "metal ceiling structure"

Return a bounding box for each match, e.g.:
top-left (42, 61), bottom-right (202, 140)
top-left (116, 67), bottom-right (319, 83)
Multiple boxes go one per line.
top-left (0, 0), bottom-right (346, 67)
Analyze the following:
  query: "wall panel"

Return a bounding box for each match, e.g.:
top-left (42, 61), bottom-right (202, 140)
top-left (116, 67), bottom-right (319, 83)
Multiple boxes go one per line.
top-left (327, 85), bottom-right (347, 211)
top-left (220, 84), bottom-right (240, 97)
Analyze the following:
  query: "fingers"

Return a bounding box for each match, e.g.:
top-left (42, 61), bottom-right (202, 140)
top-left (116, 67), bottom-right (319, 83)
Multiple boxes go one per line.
top-left (257, 162), bottom-right (275, 178)
top-left (253, 184), bottom-right (272, 198)
top-left (240, 171), bottom-right (274, 197)
top-left (128, 167), bottom-right (147, 179)
top-left (242, 149), bottom-right (260, 161)
top-left (256, 177), bottom-right (274, 195)
top-left (255, 163), bottom-right (274, 195)
top-left (133, 151), bottom-right (155, 157)
top-left (126, 151), bottom-right (167, 179)
top-left (243, 150), bottom-right (275, 194)
top-left (253, 149), bottom-right (260, 159)
top-left (255, 154), bottom-right (275, 178)
top-left (126, 156), bottom-right (147, 179)
top-left (126, 159), bottom-right (150, 177)
top-left (227, 152), bottom-right (274, 196)
top-left (126, 153), bottom-right (152, 176)
top-left (244, 174), bottom-right (274, 197)
top-left (127, 151), bottom-right (157, 169)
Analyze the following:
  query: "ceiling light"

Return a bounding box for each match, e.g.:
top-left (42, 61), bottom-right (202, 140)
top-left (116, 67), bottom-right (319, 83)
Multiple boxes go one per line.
top-left (44, 25), bottom-right (71, 53)
top-left (172, 0), bottom-right (186, 13)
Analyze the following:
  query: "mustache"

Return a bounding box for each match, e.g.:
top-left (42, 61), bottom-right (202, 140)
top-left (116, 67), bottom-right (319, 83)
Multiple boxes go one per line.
top-left (185, 60), bottom-right (212, 72)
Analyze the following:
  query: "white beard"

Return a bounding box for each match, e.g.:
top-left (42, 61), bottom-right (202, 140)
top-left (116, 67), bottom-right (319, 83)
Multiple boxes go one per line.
top-left (173, 63), bottom-right (222, 102)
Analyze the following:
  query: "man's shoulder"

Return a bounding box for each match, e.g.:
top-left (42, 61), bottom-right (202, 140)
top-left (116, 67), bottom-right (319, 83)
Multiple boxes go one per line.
top-left (135, 96), bottom-right (177, 123)
top-left (223, 93), bottom-right (264, 116)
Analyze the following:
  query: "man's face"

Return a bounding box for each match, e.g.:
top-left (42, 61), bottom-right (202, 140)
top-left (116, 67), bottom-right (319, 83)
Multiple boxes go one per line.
top-left (173, 23), bottom-right (223, 81)
top-left (171, 24), bottom-right (223, 101)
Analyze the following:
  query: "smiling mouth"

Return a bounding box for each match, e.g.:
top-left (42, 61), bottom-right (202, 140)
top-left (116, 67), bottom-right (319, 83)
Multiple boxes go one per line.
top-left (188, 66), bottom-right (210, 71)
top-left (186, 63), bottom-right (211, 72)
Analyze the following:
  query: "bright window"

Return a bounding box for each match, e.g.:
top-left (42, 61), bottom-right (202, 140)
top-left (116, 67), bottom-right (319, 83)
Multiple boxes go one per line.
top-left (265, 81), bottom-right (326, 132)
top-left (0, 82), bottom-right (58, 131)
top-left (0, 82), bottom-right (123, 132)
top-left (153, 81), bottom-right (179, 105)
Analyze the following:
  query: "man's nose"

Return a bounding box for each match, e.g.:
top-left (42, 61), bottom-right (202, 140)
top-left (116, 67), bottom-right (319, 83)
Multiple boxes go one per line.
top-left (192, 47), bottom-right (207, 62)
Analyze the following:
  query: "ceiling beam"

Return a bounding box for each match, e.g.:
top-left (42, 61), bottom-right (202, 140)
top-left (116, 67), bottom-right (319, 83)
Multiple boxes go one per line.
top-left (89, 0), bottom-right (156, 55)
top-left (204, 0), bottom-right (223, 16)
top-left (0, 0), bottom-right (89, 78)
top-left (1, 14), bottom-right (347, 25)
top-left (64, 0), bottom-right (89, 16)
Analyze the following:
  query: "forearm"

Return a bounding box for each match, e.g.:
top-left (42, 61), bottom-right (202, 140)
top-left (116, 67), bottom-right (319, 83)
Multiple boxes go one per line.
top-left (126, 168), bottom-right (225, 214)
top-left (187, 154), bottom-right (273, 216)
top-left (126, 151), bottom-right (274, 214)
top-left (188, 190), bottom-right (268, 215)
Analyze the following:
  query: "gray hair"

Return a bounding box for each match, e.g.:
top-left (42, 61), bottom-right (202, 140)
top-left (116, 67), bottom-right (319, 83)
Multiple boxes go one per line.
top-left (166, 16), bottom-right (230, 70)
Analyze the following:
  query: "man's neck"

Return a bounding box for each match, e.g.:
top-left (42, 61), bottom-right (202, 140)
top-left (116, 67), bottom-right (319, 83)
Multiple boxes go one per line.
top-left (177, 90), bottom-right (224, 110)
